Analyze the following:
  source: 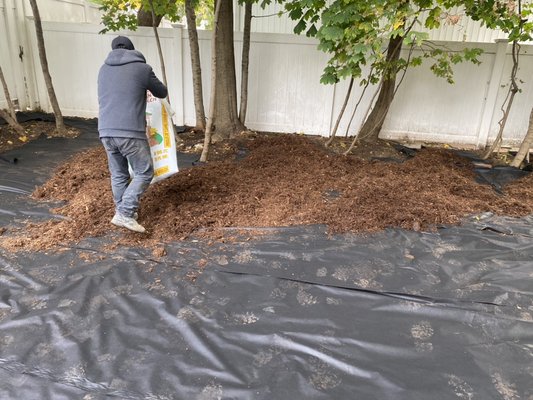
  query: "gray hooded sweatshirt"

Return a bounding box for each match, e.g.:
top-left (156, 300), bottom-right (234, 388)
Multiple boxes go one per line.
top-left (97, 49), bottom-right (168, 139)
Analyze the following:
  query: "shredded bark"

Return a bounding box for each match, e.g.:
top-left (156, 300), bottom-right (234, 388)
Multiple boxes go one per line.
top-left (2, 134), bottom-right (532, 252)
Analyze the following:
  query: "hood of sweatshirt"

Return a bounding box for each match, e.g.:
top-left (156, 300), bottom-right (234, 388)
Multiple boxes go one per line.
top-left (104, 49), bottom-right (146, 67)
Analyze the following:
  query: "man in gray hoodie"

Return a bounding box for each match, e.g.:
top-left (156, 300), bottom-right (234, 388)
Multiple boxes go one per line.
top-left (98, 36), bottom-right (167, 233)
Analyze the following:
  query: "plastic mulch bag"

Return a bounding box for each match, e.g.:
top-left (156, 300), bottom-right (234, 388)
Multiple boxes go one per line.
top-left (145, 91), bottom-right (179, 183)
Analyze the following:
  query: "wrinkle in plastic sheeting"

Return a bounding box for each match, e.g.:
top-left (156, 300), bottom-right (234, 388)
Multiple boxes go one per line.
top-left (0, 117), bottom-right (532, 399)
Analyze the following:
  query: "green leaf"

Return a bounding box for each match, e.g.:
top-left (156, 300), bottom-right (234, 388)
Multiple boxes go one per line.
top-left (352, 42), bottom-right (368, 54)
top-left (320, 25), bottom-right (345, 40)
top-left (424, 6), bottom-right (442, 30)
top-left (410, 57), bottom-right (423, 67)
top-left (294, 18), bottom-right (307, 34)
top-left (451, 53), bottom-right (463, 64)
top-left (288, 6), bottom-right (303, 21)
top-left (306, 24), bottom-right (318, 37)
top-left (320, 65), bottom-right (338, 84)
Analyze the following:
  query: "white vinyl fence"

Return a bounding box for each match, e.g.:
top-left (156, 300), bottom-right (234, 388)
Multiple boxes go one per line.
top-left (2, 16), bottom-right (533, 147)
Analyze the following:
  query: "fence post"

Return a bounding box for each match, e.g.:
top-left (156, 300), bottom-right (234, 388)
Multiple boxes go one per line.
top-left (172, 24), bottom-right (185, 126)
top-left (9, 0), bottom-right (41, 111)
top-left (3, 0), bottom-right (30, 110)
top-left (476, 39), bottom-right (508, 148)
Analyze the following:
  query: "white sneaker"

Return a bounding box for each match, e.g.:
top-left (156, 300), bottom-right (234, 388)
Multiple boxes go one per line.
top-left (111, 213), bottom-right (146, 233)
top-left (111, 212), bottom-right (138, 222)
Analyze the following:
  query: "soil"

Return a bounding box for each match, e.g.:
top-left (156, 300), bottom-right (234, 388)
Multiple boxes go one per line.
top-left (1, 125), bottom-right (532, 253)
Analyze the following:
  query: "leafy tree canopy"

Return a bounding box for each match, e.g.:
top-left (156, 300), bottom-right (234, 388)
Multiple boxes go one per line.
top-left (91, 0), bottom-right (214, 32)
top-left (457, 0), bottom-right (533, 41)
top-left (283, 0), bottom-right (484, 85)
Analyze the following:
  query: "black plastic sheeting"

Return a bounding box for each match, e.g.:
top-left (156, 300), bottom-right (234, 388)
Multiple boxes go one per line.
top-left (0, 118), bottom-right (532, 399)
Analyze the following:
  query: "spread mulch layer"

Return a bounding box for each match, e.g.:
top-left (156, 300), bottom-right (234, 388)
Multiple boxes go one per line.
top-left (1, 131), bottom-right (532, 253)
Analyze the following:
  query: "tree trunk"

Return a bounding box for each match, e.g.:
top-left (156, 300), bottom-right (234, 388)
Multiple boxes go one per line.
top-left (199, 0), bottom-right (222, 162)
top-left (510, 107), bottom-right (533, 168)
top-left (148, 0), bottom-right (168, 87)
top-left (137, 6), bottom-right (163, 27)
top-left (211, 0), bottom-right (245, 142)
top-left (148, 0), bottom-right (182, 143)
top-left (343, 69), bottom-right (376, 138)
top-left (326, 77), bottom-right (354, 147)
top-left (239, 1), bottom-right (252, 125)
top-left (28, 0), bottom-right (67, 136)
top-left (185, 0), bottom-right (206, 131)
top-left (0, 65), bottom-right (24, 135)
top-left (344, 81), bottom-right (382, 155)
top-left (357, 35), bottom-right (403, 143)
top-left (0, 109), bottom-right (25, 136)
top-left (483, 41), bottom-right (520, 159)
top-left (0, 65), bottom-right (18, 121)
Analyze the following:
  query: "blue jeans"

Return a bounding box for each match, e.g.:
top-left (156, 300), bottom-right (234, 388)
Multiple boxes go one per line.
top-left (101, 137), bottom-right (153, 218)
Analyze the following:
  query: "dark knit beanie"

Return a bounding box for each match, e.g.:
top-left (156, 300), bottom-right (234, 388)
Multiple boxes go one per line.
top-left (111, 36), bottom-right (135, 50)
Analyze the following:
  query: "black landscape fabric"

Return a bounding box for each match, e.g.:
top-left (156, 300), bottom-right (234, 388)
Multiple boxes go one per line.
top-left (0, 118), bottom-right (532, 399)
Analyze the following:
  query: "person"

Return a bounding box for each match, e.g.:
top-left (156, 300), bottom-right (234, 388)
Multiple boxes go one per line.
top-left (98, 35), bottom-right (168, 233)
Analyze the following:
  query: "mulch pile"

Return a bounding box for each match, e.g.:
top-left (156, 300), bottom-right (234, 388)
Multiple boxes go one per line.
top-left (2, 134), bottom-right (533, 251)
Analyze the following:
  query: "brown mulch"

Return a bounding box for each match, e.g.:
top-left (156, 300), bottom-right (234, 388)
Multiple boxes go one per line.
top-left (1, 132), bottom-right (532, 252)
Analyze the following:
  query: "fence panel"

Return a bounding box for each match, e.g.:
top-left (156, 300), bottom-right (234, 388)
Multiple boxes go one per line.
top-left (25, 0), bottom-right (102, 23)
top-left (1, 0), bottom-right (28, 110)
top-left (238, 33), bottom-right (335, 135)
top-left (183, 30), bottom-right (335, 135)
top-left (28, 23), bottom-right (183, 122)
top-left (17, 21), bottom-right (533, 148)
top-left (382, 43), bottom-right (497, 145)
top-left (0, 3), bottom-right (13, 110)
top-left (487, 49), bottom-right (533, 146)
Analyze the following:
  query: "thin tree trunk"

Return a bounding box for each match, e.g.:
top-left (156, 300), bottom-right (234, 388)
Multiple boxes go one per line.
top-left (148, 0), bottom-right (182, 143)
top-left (343, 68), bottom-right (375, 138)
top-left (357, 35), bottom-right (403, 143)
top-left (185, 0), bottom-right (206, 131)
top-left (483, 41), bottom-right (520, 159)
top-left (344, 44), bottom-right (414, 155)
top-left (0, 109), bottom-right (25, 136)
top-left (28, 0), bottom-right (66, 136)
top-left (344, 81), bottom-right (382, 155)
top-left (0, 64), bottom-right (25, 135)
top-left (326, 77), bottom-right (354, 147)
top-left (510, 107), bottom-right (533, 168)
top-left (0, 66), bottom-right (17, 121)
top-left (211, 0), bottom-right (245, 141)
top-left (199, 0), bottom-right (222, 162)
top-left (148, 0), bottom-right (168, 88)
top-left (239, 1), bottom-right (252, 125)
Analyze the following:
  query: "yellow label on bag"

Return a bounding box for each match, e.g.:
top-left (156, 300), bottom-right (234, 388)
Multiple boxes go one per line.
top-left (154, 165), bottom-right (170, 177)
top-left (162, 106), bottom-right (171, 149)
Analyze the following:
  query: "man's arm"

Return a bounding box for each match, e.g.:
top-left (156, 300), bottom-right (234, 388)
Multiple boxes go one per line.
top-left (147, 69), bottom-right (168, 99)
